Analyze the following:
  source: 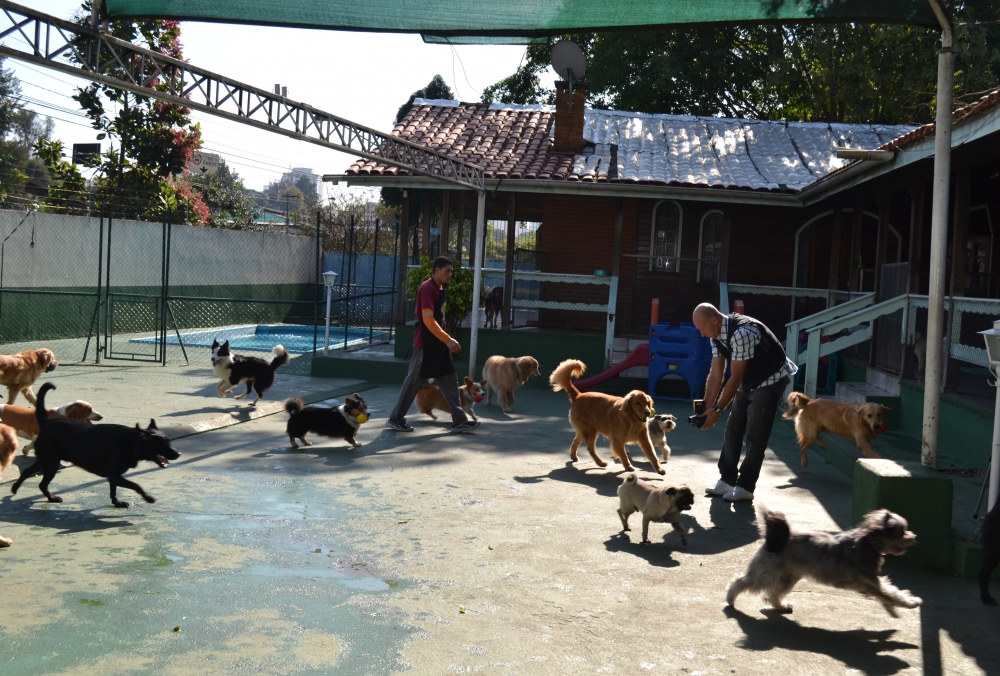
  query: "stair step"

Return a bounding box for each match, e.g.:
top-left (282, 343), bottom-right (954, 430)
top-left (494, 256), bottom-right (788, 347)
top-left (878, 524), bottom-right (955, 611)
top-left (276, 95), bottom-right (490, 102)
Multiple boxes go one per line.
top-left (835, 381), bottom-right (900, 404)
top-left (866, 367), bottom-right (901, 395)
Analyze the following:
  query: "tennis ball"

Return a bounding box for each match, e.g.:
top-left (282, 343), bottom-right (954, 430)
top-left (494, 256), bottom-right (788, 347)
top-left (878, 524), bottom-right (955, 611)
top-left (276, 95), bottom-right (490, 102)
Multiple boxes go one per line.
top-left (356, 413), bottom-right (369, 424)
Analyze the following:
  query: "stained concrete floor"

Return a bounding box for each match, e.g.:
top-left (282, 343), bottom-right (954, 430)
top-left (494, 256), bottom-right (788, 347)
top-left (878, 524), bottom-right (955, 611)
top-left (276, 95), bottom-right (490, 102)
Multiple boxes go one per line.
top-left (1, 374), bottom-right (999, 675)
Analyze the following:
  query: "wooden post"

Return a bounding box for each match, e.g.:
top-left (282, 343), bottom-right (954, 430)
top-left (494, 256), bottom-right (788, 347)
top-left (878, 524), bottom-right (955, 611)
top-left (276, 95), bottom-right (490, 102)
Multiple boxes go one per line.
top-left (395, 190), bottom-right (410, 324)
top-left (848, 203), bottom-right (864, 292)
top-left (466, 192), bottom-right (477, 268)
top-left (873, 194), bottom-right (891, 302)
top-left (440, 190), bottom-right (451, 257)
top-left (945, 166), bottom-right (971, 392)
top-left (420, 190), bottom-right (431, 256)
top-left (908, 182), bottom-right (926, 293)
top-left (456, 191), bottom-right (465, 267)
top-left (828, 208), bottom-right (842, 291)
top-left (502, 193), bottom-right (516, 330)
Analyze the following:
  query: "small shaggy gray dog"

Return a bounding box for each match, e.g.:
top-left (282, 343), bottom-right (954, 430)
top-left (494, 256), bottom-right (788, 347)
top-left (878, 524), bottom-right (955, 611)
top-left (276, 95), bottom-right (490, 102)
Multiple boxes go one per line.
top-left (726, 505), bottom-right (922, 616)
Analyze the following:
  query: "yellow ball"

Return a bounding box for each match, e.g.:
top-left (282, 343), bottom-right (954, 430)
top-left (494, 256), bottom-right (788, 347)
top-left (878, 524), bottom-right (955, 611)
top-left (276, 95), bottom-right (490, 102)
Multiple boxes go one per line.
top-left (356, 413), bottom-right (369, 424)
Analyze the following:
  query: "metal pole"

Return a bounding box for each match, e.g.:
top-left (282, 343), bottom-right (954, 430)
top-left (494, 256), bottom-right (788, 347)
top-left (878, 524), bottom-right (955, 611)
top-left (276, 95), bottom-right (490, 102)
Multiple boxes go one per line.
top-left (370, 218), bottom-right (379, 343)
top-left (991, 381), bottom-right (1000, 510)
top-left (324, 285), bottom-right (332, 356)
top-left (95, 206), bottom-right (103, 364)
top-left (468, 190), bottom-right (486, 378)
top-left (922, 0), bottom-right (954, 469)
top-left (313, 210), bottom-right (320, 356)
top-left (344, 213), bottom-right (355, 348)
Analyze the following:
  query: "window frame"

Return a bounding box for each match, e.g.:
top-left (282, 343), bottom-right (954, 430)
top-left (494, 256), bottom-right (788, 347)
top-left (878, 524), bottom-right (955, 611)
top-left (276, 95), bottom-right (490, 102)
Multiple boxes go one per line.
top-left (697, 209), bottom-right (725, 283)
top-left (648, 200), bottom-right (684, 274)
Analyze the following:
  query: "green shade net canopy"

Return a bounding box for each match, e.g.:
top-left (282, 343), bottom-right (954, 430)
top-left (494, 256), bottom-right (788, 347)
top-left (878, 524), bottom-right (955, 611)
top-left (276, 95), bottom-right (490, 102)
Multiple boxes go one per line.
top-left (104, 1), bottom-right (939, 42)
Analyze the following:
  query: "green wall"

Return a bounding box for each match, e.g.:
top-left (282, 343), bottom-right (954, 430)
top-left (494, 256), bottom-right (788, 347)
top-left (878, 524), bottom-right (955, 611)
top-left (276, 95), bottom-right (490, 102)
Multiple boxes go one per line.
top-left (897, 381), bottom-right (993, 469)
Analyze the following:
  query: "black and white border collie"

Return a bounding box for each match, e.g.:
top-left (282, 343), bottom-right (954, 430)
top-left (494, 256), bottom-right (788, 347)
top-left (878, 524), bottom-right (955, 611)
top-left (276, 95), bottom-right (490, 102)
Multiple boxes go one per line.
top-left (284, 393), bottom-right (369, 448)
top-left (211, 339), bottom-right (290, 406)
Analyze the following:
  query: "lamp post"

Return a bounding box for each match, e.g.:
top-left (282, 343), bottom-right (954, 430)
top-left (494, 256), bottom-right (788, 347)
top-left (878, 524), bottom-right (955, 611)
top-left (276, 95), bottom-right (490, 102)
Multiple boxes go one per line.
top-left (978, 320), bottom-right (1000, 511)
top-left (323, 271), bottom-right (338, 356)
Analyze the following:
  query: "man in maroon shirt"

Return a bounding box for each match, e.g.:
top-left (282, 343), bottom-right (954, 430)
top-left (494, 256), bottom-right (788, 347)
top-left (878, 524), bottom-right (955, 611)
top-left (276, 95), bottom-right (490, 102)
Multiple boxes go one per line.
top-left (386, 256), bottom-right (480, 433)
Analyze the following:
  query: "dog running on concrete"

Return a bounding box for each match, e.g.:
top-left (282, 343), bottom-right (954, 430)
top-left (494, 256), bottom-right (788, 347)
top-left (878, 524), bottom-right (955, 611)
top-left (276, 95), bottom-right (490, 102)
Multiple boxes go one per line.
top-left (617, 473), bottom-right (694, 545)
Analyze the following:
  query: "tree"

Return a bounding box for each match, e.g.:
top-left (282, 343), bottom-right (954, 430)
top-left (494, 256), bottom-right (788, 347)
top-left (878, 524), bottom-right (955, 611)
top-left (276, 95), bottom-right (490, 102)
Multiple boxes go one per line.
top-left (395, 74), bottom-right (455, 125)
top-left (481, 5), bottom-right (1000, 124)
top-left (71, 2), bottom-right (208, 222)
top-left (33, 138), bottom-right (87, 214)
top-left (190, 159), bottom-right (262, 229)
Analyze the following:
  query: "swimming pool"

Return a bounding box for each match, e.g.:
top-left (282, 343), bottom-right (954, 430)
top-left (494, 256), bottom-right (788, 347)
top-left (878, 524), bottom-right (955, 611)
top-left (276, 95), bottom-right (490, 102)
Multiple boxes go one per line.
top-left (130, 324), bottom-right (388, 354)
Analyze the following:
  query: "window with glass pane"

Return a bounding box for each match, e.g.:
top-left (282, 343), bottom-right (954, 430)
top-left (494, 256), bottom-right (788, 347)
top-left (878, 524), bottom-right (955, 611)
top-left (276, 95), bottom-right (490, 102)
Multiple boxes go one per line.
top-left (700, 213), bottom-right (724, 283)
top-left (652, 203), bottom-right (680, 272)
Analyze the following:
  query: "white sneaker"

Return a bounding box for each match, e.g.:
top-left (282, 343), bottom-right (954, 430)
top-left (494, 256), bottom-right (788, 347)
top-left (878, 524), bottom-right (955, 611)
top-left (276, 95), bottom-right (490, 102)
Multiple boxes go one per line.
top-left (723, 486), bottom-right (754, 502)
top-left (705, 480), bottom-right (734, 496)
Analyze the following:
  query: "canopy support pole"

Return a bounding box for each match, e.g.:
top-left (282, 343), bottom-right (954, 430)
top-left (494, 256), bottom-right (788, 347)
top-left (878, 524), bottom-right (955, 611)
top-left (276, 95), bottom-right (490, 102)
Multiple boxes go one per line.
top-left (468, 190), bottom-right (487, 379)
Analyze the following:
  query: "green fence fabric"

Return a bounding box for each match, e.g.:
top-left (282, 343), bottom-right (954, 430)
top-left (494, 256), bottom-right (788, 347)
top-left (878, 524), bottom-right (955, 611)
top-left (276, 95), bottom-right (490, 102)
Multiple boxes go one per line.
top-left (104, 1), bottom-right (939, 36)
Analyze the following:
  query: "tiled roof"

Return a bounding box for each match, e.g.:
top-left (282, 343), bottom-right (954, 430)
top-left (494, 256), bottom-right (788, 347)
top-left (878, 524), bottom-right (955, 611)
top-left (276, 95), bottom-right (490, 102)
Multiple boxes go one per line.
top-left (877, 87), bottom-right (1000, 152)
top-left (347, 100), bottom-right (915, 193)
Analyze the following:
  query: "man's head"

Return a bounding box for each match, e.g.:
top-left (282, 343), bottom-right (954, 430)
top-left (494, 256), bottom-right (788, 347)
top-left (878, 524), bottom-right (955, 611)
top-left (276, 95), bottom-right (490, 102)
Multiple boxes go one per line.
top-left (431, 256), bottom-right (454, 286)
top-left (692, 303), bottom-right (724, 339)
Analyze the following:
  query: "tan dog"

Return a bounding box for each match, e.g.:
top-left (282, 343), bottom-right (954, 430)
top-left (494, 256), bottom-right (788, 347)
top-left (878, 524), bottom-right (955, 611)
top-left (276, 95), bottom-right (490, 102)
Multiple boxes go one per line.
top-left (617, 473), bottom-right (695, 544)
top-left (482, 355), bottom-right (541, 413)
top-left (783, 392), bottom-right (887, 467)
top-left (549, 359), bottom-right (665, 474)
top-left (0, 422), bottom-right (18, 474)
top-left (0, 400), bottom-right (104, 455)
top-left (0, 348), bottom-right (57, 405)
top-left (415, 377), bottom-right (484, 421)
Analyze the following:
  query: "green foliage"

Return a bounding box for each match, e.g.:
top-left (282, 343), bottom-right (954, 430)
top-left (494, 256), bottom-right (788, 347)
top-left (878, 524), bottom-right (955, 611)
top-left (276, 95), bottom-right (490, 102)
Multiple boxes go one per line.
top-left (482, 7), bottom-right (1000, 124)
top-left (33, 139), bottom-right (87, 214)
top-left (405, 255), bottom-right (484, 334)
top-left (321, 191), bottom-right (399, 255)
top-left (395, 74), bottom-right (455, 125)
top-left (190, 159), bottom-right (262, 228)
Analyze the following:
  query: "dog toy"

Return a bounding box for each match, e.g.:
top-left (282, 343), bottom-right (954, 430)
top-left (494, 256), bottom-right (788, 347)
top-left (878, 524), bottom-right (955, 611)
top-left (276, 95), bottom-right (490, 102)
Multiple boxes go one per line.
top-left (474, 393), bottom-right (484, 403)
top-left (356, 413), bottom-right (369, 424)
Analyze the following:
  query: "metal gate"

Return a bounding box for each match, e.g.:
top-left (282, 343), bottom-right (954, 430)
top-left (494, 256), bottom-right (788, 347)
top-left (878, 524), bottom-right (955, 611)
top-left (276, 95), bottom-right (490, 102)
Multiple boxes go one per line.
top-left (873, 262), bottom-right (909, 374)
top-left (103, 214), bottom-right (168, 363)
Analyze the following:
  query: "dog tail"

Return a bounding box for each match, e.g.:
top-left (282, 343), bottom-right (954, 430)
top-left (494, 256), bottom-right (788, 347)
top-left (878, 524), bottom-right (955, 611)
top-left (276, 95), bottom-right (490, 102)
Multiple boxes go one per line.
top-left (284, 396), bottom-right (304, 416)
top-left (620, 472), bottom-right (638, 486)
top-left (782, 391), bottom-right (811, 419)
top-left (270, 345), bottom-right (290, 371)
top-left (756, 504), bottom-right (791, 554)
top-left (549, 359), bottom-right (585, 402)
top-left (35, 382), bottom-right (55, 429)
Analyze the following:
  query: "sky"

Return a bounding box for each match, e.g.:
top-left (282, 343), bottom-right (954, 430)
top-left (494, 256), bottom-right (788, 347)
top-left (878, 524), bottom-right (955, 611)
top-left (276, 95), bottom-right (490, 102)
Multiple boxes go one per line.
top-left (4, 1), bottom-right (557, 196)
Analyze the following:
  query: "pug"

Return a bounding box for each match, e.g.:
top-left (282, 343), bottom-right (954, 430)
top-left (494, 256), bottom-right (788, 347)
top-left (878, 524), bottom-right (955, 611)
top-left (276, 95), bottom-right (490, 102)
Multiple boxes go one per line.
top-left (617, 473), bottom-right (695, 545)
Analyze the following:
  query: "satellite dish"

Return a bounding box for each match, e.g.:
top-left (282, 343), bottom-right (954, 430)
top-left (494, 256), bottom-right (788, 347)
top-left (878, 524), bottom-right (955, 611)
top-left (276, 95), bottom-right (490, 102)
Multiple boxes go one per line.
top-left (551, 40), bottom-right (586, 84)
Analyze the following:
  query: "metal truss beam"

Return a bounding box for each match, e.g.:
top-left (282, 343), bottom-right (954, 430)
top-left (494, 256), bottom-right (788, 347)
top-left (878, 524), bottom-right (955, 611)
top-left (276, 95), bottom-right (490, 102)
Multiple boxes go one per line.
top-left (0, 1), bottom-right (485, 191)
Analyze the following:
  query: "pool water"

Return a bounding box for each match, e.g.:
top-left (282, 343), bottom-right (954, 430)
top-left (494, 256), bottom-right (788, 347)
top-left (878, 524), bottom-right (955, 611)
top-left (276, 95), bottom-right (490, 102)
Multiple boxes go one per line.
top-left (130, 324), bottom-right (387, 354)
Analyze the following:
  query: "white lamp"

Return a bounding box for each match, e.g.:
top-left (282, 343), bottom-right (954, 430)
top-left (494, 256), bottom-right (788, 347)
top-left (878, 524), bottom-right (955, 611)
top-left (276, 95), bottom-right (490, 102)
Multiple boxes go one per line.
top-left (978, 319), bottom-right (1000, 511)
top-left (323, 271), bottom-right (339, 356)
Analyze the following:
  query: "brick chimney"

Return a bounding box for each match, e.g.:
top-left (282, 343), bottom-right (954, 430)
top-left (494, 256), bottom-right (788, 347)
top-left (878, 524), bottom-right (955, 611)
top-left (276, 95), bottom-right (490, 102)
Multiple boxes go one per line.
top-left (552, 81), bottom-right (586, 156)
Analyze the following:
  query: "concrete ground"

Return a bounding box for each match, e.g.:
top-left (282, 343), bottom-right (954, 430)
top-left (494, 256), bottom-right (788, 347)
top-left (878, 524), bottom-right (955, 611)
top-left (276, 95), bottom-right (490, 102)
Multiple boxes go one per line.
top-left (1, 371), bottom-right (998, 675)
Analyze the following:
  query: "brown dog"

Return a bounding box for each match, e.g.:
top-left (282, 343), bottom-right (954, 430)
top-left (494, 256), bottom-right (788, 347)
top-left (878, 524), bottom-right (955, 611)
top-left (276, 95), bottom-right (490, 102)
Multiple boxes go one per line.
top-left (0, 422), bottom-right (18, 474)
top-left (0, 400), bottom-right (104, 455)
top-left (484, 286), bottom-right (504, 329)
top-left (482, 355), bottom-right (541, 413)
top-left (415, 377), bottom-right (484, 421)
top-left (783, 392), bottom-right (887, 467)
top-left (549, 359), bottom-right (665, 475)
top-left (0, 348), bottom-right (57, 405)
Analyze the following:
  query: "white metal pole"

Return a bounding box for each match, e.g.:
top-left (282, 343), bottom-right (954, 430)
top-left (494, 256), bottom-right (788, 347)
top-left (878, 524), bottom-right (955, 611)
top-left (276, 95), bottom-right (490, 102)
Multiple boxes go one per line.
top-left (468, 190), bottom-right (486, 379)
top-left (324, 285), bottom-right (332, 356)
top-left (922, 0), bottom-right (954, 469)
top-left (990, 378), bottom-right (1000, 510)
top-left (604, 276), bottom-right (618, 370)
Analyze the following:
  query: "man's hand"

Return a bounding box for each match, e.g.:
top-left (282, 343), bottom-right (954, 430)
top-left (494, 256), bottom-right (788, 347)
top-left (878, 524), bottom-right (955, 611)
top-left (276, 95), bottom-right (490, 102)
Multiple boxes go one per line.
top-left (699, 408), bottom-right (720, 430)
top-left (447, 338), bottom-right (461, 353)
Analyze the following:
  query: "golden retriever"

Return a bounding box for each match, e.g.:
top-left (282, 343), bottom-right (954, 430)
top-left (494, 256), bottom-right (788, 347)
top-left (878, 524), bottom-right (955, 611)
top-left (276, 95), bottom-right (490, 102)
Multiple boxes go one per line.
top-left (0, 400), bottom-right (104, 455)
top-left (0, 421), bottom-right (19, 473)
top-left (482, 355), bottom-right (541, 413)
top-left (783, 392), bottom-right (887, 467)
top-left (549, 359), bottom-right (665, 475)
top-left (0, 348), bottom-right (57, 405)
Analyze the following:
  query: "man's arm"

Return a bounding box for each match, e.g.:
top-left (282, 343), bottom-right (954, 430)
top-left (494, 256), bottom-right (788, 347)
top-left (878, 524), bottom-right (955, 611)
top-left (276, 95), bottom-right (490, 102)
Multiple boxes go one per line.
top-left (703, 355), bottom-right (727, 408)
top-left (421, 309), bottom-right (461, 353)
top-left (700, 360), bottom-right (746, 431)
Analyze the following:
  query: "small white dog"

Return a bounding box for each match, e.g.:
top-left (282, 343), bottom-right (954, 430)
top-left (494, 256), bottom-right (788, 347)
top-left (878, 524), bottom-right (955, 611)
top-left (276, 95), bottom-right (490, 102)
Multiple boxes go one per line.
top-left (617, 473), bottom-right (694, 545)
top-left (644, 413), bottom-right (677, 463)
top-left (726, 505), bottom-right (922, 616)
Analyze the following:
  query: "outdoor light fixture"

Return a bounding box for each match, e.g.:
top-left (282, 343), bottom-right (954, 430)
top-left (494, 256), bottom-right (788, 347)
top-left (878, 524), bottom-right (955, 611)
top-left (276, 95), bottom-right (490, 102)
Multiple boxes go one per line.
top-left (323, 271), bottom-right (339, 356)
top-left (978, 319), bottom-right (1000, 513)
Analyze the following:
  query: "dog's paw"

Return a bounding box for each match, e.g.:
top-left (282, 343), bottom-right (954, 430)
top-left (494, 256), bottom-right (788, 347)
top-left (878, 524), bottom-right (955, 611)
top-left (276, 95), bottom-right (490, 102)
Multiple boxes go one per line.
top-left (113, 500), bottom-right (130, 508)
top-left (596, 460), bottom-right (608, 467)
top-left (982, 594), bottom-right (997, 606)
top-left (143, 495), bottom-right (156, 504)
top-left (641, 538), bottom-right (651, 545)
top-left (656, 467), bottom-right (666, 475)
top-left (0, 535), bottom-right (11, 547)
top-left (47, 496), bottom-right (63, 503)
top-left (680, 537), bottom-right (688, 547)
